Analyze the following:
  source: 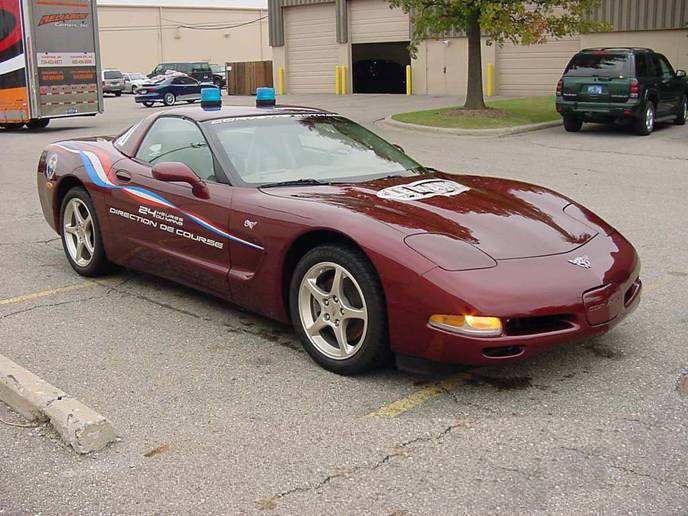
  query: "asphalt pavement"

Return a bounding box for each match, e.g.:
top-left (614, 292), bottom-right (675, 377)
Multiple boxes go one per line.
top-left (1, 94), bottom-right (687, 515)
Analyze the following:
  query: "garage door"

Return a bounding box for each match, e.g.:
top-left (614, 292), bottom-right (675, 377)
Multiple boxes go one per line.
top-left (350, 0), bottom-right (409, 43)
top-left (285, 4), bottom-right (338, 94)
top-left (496, 38), bottom-right (580, 96)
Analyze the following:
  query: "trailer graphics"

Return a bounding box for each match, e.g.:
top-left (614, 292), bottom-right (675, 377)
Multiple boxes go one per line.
top-left (1, 0), bottom-right (102, 128)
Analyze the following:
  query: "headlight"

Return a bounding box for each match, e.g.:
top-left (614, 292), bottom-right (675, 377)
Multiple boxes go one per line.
top-left (429, 314), bottom-right (502, 337)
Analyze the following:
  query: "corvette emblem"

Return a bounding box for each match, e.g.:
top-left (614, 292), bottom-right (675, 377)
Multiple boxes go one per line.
top-left (568, 256), bottom-right (591, 269)
top-left (244, 219), bottom-right (258, 229)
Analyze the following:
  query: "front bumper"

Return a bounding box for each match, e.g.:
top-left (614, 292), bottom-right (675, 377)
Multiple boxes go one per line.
top-left (556, 98), bottom-right (642, 121)
top-left (388, 232), bottom-right (641, 366)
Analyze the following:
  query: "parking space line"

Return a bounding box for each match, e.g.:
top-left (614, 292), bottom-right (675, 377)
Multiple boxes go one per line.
top-left (0, 278), bottom-right (121, 306)
top-left (364, 373), bottom-right (472, 418)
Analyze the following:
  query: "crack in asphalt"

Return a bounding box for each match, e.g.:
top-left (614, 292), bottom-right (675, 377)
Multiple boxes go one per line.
top-left (559, 446), bottom-right (688, 490)
top-left (521, 140), bottom-right (687, 162)
top-left (0, 238), bottom-right (61, 247)
top-left (254, 420), bottom-right (474, 510)
top-left (0, 293), bottom-right (108, 320)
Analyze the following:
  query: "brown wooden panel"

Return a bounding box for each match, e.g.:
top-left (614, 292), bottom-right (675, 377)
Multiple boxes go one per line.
top-left (226, 61), bottom-right (274, 95)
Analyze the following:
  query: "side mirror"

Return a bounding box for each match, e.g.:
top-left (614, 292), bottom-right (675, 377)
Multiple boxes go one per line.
top-left (152, 162), bottom-right (209, 199)
top-left (676, 70), bottom-right (686, 78)
top-left (392, 143), bottom-right (405, 153)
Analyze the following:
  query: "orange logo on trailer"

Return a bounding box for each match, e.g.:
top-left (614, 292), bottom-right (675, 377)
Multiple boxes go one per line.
top-left (38, 12), bottom-right (88, 25)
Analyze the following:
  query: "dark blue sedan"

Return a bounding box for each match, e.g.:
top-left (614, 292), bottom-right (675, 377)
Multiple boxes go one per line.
top-left (134, 75), bottom-right (218, 107)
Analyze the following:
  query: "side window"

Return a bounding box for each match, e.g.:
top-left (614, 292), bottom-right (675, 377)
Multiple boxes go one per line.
top-left (635, 54), bottom-right (648, 77)
top-left (172, 77), bottom-right (185, 85)
top-left (135, 117), bottom-right (217, 182)
top-left (653, 55), bottom-right (673, 79)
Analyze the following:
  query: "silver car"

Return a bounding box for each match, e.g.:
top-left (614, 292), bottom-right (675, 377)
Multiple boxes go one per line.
top-left (102, 69), bottom-right (124, 96)
top-left (122, 72), bottom-right (148, 94)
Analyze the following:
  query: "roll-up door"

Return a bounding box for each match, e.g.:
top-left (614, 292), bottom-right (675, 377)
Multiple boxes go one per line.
top-left (349, 0), bottom-right (409, 44)
top-left (284, 4), bottom-right (338, 94)
top-left (496, 38), bottom-right (580, 96)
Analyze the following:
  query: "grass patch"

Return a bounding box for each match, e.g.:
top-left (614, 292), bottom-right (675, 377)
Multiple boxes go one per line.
top-left (391, 96), bottom-right (559, 129)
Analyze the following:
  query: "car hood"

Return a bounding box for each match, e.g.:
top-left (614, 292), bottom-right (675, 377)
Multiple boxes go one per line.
top-left (262, 173), bottom-right (597, 260)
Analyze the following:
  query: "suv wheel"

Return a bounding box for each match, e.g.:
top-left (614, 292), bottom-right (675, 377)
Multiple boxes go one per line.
top-left (635, 101), bottom-right (655, 136)
top-left (674, 95), bottom-right (687, 126)
top-left (563, 116), bottom-right (582, 132)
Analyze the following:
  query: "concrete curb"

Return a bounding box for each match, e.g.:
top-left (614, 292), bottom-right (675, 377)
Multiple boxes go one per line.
top-left (0, 354), bottom-right (116, 454)
top-left (378, 116), bottom-right (562, 136)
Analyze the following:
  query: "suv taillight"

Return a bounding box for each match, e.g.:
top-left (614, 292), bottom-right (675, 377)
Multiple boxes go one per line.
top-left (630, 78), bottom-right (639, 98)
top-left (556, 79), bottom-right (563, 96)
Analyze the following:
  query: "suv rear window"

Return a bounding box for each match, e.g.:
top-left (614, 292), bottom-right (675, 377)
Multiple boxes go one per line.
top-left (564, 53), bottom-right (630, 78)
top-left (192, 62), bottom-right (211, 72)
top-left (104, 71), bottom-right (123, 79)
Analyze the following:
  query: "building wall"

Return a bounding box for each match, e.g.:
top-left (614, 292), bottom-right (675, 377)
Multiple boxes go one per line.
top-left (98, 6), bottom-right (271, 74)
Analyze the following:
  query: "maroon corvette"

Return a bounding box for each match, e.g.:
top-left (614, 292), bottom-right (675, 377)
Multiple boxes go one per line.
top-left (36, 98), bottom-right (641, 374)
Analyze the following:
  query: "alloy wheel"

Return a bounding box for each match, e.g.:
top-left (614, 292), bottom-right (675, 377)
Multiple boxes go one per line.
top-left (63, 198), bottom-right (95, 267)
top-left (297, 262), bottom-right (368, 360)
top-left (646, 104), bottom-right (654, 132)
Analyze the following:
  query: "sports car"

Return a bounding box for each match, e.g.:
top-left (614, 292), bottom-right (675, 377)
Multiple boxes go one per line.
top-left (134, 74), bottom-right (218, 107)
top-left (36, 89), bottom-right (641, 375)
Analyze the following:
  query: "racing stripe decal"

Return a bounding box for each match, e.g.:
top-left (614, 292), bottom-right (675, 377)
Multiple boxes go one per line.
top-left (55, 143), bottom-right (263, 252)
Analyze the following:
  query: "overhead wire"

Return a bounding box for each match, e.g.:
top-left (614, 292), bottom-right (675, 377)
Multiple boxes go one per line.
top-left (100, 15), bottom-right (266, 32)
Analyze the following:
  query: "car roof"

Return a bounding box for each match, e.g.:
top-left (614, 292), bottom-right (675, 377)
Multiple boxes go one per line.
top-left (580, 47), bottom-right (653, 53)
top-left (161, 104), bottom-right (333, 122)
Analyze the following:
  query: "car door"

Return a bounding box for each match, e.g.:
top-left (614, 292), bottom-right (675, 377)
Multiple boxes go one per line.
top-left (652, 54), bottom-right (681, 115)
top-left (105, 116), bottom-right (234, 296)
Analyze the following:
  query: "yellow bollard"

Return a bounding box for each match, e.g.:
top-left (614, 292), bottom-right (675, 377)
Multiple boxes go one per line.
top-left (335, 66), bottom-right (341, 95)
top-left (406, 65), bottom-right (412, 95)
top-left (486, 63), bottom-right (494, 97)
top-left (341, 66), bottom-right (347, 95)
top-left (277, 67), bottom-right (285, 96)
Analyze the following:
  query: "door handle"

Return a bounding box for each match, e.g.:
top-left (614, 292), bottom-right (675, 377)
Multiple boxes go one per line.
top-left (115, 170), bottom-right (132, 182)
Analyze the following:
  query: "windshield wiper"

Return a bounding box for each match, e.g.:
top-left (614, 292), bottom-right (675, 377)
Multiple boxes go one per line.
top-left (260, 178), bottom-right (330, 188)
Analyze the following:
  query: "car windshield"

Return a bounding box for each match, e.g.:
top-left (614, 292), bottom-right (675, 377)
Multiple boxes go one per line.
top-left (104, 71), bottom-right (123, 79)
top-left (564, 53), bottom-right (630, 77)
top-left (204, 114), bottom-right (424, 185)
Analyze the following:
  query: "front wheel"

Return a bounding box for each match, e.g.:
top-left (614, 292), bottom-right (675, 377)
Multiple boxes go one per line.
top-left (674, 95), bottom-right (687, 126)
top-left (114, 91), bottom-right (122, 97)
top-left (131, 86), bottom-right (138, 94)
top-left (289, 244), bottom-right (389, 375)
top-left (60, 187), bottom-right (111, 277)
top-left (143, 101), bottom-right (154, 107)
top-left (563, 116), bottom-right (583, 132)
top-left (163, 92), bottom-right (176, 106)
top-left (635, 101), bottom-right (655, 135)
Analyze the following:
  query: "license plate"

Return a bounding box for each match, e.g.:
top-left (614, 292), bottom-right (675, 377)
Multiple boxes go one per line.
top-left (587, 85), bottom-right (603, 95)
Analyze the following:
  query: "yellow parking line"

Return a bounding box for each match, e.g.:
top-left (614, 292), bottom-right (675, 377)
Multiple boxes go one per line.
top-left (364, 373), bottom-right (472, 419)
top-left (0, 278), bottom-right (121, 306)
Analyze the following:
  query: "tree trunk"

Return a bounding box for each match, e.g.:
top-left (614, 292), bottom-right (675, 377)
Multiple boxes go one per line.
top-left (464, 9), bottom-right (486, 110)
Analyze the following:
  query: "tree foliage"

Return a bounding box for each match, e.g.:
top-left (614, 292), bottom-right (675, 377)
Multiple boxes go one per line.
top-left (386, 0), bottom-right (611, 108)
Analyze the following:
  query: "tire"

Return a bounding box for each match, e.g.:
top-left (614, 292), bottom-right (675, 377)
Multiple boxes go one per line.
top-left (131, 86), bottom-right (138, 94)
top-left (114, 91), bottom-right (122, 97)
top-left (143, 101), bottom-right (154, 108)
top-left (635, 101), bottom-right (655, 136)
top-left (674, 95), bottom-right (687, 126)
top-left (163, 92), bottom-right (176, 106)
top-left (289, 244), bottom-right (390, 375)
top-left (186, 99), bottom-right (197, 104)
top-left (60, 187), bottom-right (111, 277)
top-left (1, 123), bottom-right (24, 130)
top-left (563, 116), bottom-right (583, 132)
top-left (26, 118), bottom-right (50, 130)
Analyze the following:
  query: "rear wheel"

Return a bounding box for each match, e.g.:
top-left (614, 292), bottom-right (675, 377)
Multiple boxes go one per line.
top-left (186, 99), bottom-right (197, 104)
top-left (635, 101), bottom-right (655, 135)
top-left (60, 187), bottom-right (111, 277)
top-left (163, 92), bottom-right (176, 106)
top-left (674, 95), bottom-right (687, 125)
top-left (563, 116), bottom-right (582, 132)
top-left (131, 86), bottom-right (138, 94)
top-left (289, 244), bottom-right (390, 375)
top-left (143, 101), bottom-right (154, 107)
top-left (26, 118), bottom-right (50, 130)
top-left (114, 91), bottom-right (122, 97)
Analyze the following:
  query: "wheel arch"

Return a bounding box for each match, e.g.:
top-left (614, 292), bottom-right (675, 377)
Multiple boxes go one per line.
top-left (54, 175), bottom-right (87, 234)
top-left (281, 229), bottom-right (382, 322)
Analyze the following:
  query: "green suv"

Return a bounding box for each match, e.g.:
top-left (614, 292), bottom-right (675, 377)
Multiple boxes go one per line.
top-left (556, 48), bottom-right (687, 135)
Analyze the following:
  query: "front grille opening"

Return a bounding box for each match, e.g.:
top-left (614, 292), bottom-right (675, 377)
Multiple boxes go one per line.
top-left (505, 315), bottom-right (574, 336)
top-left (482, 346), bottom-right (524, 358)
top-left (624, 279), bottom-right (640, 305)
